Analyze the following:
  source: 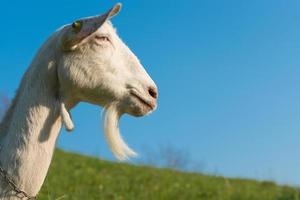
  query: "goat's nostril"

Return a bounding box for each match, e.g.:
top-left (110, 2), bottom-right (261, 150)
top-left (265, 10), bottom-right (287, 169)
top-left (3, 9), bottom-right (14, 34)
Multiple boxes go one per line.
top-left (148, 87), bottom-right (158, 99)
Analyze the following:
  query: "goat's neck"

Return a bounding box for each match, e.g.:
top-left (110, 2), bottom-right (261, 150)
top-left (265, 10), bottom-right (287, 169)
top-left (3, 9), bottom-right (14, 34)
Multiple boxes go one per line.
top-left (0, 35), bottom-right (72, 199)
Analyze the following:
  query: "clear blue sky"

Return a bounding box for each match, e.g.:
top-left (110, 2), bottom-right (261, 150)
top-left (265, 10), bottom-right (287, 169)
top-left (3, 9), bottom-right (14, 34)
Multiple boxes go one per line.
top-left (1, 0), bottom-right (300, 185)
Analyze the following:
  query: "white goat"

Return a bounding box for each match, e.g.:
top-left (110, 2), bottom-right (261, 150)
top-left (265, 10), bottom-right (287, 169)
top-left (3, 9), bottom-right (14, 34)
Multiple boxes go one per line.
top-left (0, 3), bottom-right (157, 199)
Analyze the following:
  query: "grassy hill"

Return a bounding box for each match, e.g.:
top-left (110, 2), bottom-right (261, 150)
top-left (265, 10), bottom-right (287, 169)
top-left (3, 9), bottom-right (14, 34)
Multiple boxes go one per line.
top-left (39, 149), bottom-right (299, 200)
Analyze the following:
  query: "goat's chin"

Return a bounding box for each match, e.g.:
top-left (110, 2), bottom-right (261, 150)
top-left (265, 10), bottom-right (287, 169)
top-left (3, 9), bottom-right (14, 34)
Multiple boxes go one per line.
top-left (127, 106), bottom-right (154, 117)
top-left (102, 102), bottom-right (137, 161)
top-left (124, 99), bottom-right (155, 117)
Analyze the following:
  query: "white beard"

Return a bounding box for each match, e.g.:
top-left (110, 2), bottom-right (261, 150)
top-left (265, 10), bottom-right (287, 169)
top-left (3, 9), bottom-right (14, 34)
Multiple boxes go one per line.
top-left (102, 102), bottom-right (137, 160)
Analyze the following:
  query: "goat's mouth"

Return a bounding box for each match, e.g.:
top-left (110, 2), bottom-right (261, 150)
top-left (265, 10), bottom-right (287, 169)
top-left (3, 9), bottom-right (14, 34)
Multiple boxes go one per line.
top-left (129, 90), bottom-right (156, 111)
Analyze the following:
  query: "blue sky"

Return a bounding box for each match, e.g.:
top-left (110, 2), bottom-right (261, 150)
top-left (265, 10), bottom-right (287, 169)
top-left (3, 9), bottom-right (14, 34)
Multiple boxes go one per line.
top-left (1, 0), bottom-right (300, 185)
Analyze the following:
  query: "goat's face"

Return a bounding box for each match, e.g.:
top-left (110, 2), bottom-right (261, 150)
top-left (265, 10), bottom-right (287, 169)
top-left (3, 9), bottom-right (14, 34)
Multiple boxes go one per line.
top-left (57, 4), bottom-right (157, 117)
top-left (56, 3), bottom-right (157, 160)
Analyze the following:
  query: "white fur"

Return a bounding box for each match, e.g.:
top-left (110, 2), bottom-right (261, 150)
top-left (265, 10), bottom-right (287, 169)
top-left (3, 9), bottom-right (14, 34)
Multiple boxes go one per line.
top-left (103, 102), bottom-right (137, 161)
top-left (60, 102), bottom-right (74, 132)
top-left (0, 3), bottom-right (157, 198)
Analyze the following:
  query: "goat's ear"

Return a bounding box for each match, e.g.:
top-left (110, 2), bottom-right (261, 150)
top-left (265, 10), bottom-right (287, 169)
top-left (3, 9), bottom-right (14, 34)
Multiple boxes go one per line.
top-left (61, 3), bottom-right (122, 51)
top-left (106, 3), bottom-right (122, 19)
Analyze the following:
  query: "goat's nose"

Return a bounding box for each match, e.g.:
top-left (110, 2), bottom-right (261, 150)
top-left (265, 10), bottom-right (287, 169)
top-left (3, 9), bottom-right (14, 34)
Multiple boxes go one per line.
top-left (148, 86), bottom-right (158, 99)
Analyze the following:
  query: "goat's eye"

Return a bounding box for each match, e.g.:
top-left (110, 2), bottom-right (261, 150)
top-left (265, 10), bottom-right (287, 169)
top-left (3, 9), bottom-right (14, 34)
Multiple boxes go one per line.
top-left (95, 35), bottom-right (110, 43)
top-left (72, 21), bottom-right (82, 33)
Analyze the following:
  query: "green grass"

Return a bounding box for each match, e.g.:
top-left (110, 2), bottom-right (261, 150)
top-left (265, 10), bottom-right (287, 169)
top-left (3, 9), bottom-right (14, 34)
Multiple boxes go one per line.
top-left (39, 149), bottom-right (300, 200)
